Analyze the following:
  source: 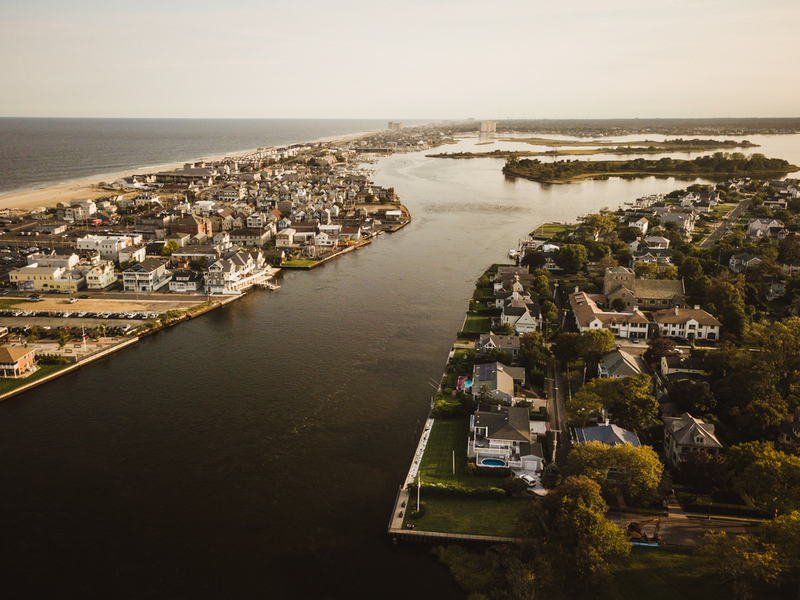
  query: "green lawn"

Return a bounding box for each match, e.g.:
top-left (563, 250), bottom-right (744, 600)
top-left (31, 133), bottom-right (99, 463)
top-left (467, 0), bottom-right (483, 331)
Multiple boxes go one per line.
top-left (0, 363), bottom-right (71, 396)
top-left (283, 259), bottom-right (319, 267)
top-left (462, 314), bottom-right (491, 334)
top-left (473, 287), bottom-right (495, 302)
top-left (0, 299), bottom-right (24, 310)
top-left (419, 418), bottom-right (478, 487)
top-left (610, 548), bottom-right (722, 600)
top-left (404, 496), bottom-right (527, 537)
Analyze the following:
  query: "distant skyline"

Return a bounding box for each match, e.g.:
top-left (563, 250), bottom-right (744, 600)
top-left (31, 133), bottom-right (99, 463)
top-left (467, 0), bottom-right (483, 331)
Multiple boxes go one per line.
top-left (2, 0), bottom-right (799, 120)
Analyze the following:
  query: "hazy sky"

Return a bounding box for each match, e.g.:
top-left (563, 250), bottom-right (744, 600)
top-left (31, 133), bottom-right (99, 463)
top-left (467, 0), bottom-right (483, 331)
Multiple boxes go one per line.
top-left (1, 0), bottom-right (798, 119)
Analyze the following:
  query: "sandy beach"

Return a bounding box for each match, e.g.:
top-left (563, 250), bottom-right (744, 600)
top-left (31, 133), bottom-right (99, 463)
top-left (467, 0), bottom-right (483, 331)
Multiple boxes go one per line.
top-left (0, 130), bottom-right (376, 214)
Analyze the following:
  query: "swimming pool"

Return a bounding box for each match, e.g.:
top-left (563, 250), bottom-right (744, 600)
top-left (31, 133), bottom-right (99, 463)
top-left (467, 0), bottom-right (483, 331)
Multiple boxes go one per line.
top-left (480, 458), bottom-right (506, 467)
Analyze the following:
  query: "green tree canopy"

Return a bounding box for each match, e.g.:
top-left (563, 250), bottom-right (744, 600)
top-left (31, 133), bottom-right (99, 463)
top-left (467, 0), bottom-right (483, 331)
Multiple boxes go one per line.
top-left (568, 441), bottom-right (664, 506)
top-left (516, 476), bottom-right (629, 595)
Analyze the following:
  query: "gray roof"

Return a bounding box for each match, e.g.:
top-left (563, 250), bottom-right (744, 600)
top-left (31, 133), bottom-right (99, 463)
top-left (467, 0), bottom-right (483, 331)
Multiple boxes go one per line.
top-left (574, 423), bottom-right (641, 447)
top-left (664, 413), bottom-right (723, 449)
top-left (474, 406), bottom-right (531, 443)
top-left (599, 349), bottom-right (644, 378)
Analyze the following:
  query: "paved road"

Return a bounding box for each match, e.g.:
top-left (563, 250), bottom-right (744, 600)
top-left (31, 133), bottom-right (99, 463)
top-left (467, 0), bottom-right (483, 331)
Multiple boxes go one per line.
top-left (699, 198), bottom-right (751, 249)
top-left (548, 358), bottom-right (570, 471)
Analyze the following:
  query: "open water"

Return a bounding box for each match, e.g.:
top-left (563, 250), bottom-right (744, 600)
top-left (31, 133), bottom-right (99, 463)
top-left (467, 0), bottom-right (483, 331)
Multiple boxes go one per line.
top-left (1, 122), bottom-right (799, 599)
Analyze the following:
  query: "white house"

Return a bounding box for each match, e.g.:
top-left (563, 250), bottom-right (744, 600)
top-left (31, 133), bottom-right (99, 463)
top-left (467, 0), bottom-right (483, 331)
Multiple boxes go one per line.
top-left (652, 307), bottom-right (721, 341)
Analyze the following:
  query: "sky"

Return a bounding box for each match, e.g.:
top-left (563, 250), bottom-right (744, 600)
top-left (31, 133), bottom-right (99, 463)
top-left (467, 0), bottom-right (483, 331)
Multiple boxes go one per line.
top-left (1, 0), bottom-right (799, 119)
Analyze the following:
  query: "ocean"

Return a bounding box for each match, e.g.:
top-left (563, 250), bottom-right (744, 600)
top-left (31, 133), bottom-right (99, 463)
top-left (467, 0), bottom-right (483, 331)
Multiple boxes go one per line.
top-left (0, 118), bottom-right (428, 194)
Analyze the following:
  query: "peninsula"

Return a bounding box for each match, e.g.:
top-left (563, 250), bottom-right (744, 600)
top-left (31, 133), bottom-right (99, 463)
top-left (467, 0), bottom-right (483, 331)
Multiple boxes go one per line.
top-left (392, 173), bottom-right (800, 600)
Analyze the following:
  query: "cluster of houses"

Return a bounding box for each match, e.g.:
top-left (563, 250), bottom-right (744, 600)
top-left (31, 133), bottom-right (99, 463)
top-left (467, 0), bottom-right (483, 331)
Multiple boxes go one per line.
top-left (569, 266), bottom-right (722, 342)
top-left (10, 140), bottom-right (414, 295)
top-left (459, 259), bottom-right (730, 492)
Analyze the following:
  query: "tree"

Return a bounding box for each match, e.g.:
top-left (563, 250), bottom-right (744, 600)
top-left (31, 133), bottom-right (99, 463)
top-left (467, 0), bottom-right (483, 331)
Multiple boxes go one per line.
top-left (554, 244), bottom-right (588, 272)
top-left (519, 332), bottom-right (547, 373)
top-left (161, 240), bottom-right (180, 256)
top-left (578, 375), bottom-right (658, 432)
top-left (568, 441), bottom-right (664, 506)
top-left (668, 379), bottom-right (716, 414)
top-left (516, 476), bottom-right (629, 595)
top-left (540, 464), bottom-right (562, 489)
top-left (566, 388), bottom-right (604, 427)
top-left (574, 329), bottom-right (615, 363)
top-left (680, 450), bottom-right (729, 500)
top-left (56, 330), bottom-right (71, 350)
top-left (761, 511), bottom-right (800, 589)
top-left (520, 251), bottom-right (546, 269)
top-left (551, 332), bottom-right (580, 363)
top-left (643, 338), bottom-right (677, 363)
top-left (728, 442), bottom-right (800, 516)
top-left (617, 226), bottom-right (641, 243)
top-left (698, 532), bottom-right (781, 600)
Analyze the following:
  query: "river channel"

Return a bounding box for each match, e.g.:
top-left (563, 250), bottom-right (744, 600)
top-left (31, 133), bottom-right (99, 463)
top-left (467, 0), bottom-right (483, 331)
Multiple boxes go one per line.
top-left (1, 133), bottom-right (799, 599)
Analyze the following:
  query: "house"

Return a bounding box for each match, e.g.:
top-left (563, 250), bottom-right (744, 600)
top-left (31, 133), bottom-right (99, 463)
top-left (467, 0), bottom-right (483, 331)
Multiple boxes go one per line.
top-left (76, 234), bottom-right (139, 262)
top-left (597, 348), bottom-right (645, 379)
top-left (470, 362), bottom-right (523, 402)
top-left (779, 410), bottom-right (800, 446)
top-left (603, 267), bottom-right (686, 311)
top-left (661, 356), bottom-right (705, 377)
top-left (0, 347), bottom-right (36, 377)
top-left (229, 228), bottom-right (271, 247)
top-left (729, 252), bottom-right (762, 273)
top-left (169, 270), bottom-right (204, 293)
top-left (501, 297), bottom-right (541, 334)
top-left (118, 245), bottom-right (147, 265)
top-left (122, 258), bottom-right (170, 293)
top-left (82, 261), bottom-right (117, 289)
top-left (468, 405), bottom-right (545, 473)
top-left (569, 291), bottom-right (650, 340)
top-left (747, 218), bottom-right (783, 238)
top-left (205, 250), bottom-right (270, 294)
top-left (478, 333), bottom-right (520, 362)
top-left (663, 412), bottom-right (723, 468)
top-left (573, 422), bottom-right (641, 447)
top-left (275, 228), bottom-right (296, 248)
top-left (652, 307), bottom-right (721, 341)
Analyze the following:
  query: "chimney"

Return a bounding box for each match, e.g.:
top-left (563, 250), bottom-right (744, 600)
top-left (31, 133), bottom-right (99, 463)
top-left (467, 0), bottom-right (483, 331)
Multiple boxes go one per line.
top-left (674, 306), bottom-right (679, 316)
top-left (605, 418), bottom-right (610, 426)
top-left (694, 305), bottom-right (700, 310)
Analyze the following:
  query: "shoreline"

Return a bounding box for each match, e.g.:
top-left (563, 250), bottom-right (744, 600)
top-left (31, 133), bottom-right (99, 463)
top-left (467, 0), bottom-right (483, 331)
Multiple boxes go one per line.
top-left (0, 129), bottom-right (377, 212)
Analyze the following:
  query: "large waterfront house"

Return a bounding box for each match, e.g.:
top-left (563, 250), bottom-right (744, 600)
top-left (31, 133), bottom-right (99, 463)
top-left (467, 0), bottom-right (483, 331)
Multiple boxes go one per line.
top-left (470, 362), bottom-right (526, 402)
top-left (468, 405), bottom-right (545, 473)
top-left (477, 333), bottom-right (520, 362)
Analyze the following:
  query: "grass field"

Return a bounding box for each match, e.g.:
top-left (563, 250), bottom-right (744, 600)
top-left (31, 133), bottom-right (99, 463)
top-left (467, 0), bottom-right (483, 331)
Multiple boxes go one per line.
top-left (0, 363), bottom-right (70, 396)
top-left (461, 314), bottom-right (491, 334)
top-left (283, 259), bottom-right (318, 267)
top-left (609, 548), bottom-right (721, 600)
top-left (418, 418), bottom-right (477, 487)
top-left (0, 299), bottom-right (24, 310)
top-left (404, 496), bottom-right (527, 536)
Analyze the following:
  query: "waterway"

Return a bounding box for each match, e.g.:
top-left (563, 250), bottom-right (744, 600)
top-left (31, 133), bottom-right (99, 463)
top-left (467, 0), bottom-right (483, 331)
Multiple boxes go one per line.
top-left (1, 133), bottom-right (799, 599)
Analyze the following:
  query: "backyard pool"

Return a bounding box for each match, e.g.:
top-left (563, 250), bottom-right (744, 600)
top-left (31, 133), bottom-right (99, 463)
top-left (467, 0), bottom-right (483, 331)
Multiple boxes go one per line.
top-left (480, 458), bottom-right (506, 467)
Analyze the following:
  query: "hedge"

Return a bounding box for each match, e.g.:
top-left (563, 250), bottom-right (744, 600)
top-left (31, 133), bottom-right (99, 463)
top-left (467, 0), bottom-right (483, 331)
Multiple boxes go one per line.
top-left (407, 482), bottom-right (506, 499)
